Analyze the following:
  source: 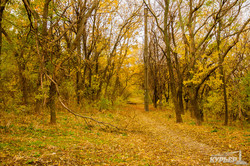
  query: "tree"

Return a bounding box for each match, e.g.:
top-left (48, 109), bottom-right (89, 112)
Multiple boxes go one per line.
top-left (144, 0), bottom-right (183, 122)
top-left (177, 0), bottom-right (249, 125)
top-left (144, 7), bottom-right (149, 111)
top-left (0, 0), bottom-right (9, 58)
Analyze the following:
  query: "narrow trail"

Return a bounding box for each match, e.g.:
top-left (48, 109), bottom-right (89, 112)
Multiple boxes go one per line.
top-left (1, 101), bottom-right (248, 165)
top-left (124, 104), bottom-right (223, 165)
top-left (138, 112), bottom-right (216, 164)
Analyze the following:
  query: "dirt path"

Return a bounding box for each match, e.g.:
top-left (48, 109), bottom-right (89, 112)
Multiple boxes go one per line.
top-left (1, 103), bottom-right (248, 165)
top-left (140, 113), bottom-right (217, 165)
top-left (123, 104), bottom-right (225, 165)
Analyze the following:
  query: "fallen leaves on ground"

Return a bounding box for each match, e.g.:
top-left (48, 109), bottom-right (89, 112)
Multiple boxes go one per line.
top-left (0, 105), bottom-right (249, 165)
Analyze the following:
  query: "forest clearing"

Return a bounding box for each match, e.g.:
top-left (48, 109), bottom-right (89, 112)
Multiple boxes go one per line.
top-left (1, 101), bottom-right (249, 165)
top-left (0, 0), bottom-right (250, 165)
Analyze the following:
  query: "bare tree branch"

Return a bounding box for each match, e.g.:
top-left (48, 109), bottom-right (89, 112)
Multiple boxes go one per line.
top-left (222, 17), bottom-right (250, 59)
top-left (143, 0), bottom-right (164, 34)
top-left (1, 27), bottom-right (12, 43)
top-left (45, 73), bottom-right (122, 131)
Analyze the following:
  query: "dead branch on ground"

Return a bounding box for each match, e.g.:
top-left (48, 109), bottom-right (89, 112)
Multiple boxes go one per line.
top-left (45, 73), bottom-right (122, 131)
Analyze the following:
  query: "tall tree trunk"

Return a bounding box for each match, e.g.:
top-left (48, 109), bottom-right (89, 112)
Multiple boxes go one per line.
top-left (76, 69), bottom-right (81, 104)
top-left (144, 7), bottom-right (149, 111)
top-left (222, 71), bottom-right (228, 125)
top-left (42, 0), bottom-right (54, 123)
top-left (190, 96), bottom-right (202, 125)
top-left (0, 9), bottom-right (3, 59)
top-left (188, 86), bottom-right (202, 125)
top-left (165, 82), bottom-right (170, 103)
top-left (88, 67), bottom-right (93, 100)
top-left (17, 58), bottom-right (28, 105)
top-left (164, 0), bottom-right (182, 122)
top-left (35, 32), bottom-right (43, 114)
top-left (216, 15), bottom-right (229, 126)
top-left (48, 80), bottom-right (56, 124)
top-left (76, 22), bottom-right (81, 104)
top-left (0, 0), bottom-right (8, 63)
top-left (177, 86), bottom-right (184, 115)
top-left (153, 85), bottom-right (158, 108)
top-left (35, 73), bottom-right (43, 114)
top-left (111, 75), bottom-right (119, 103)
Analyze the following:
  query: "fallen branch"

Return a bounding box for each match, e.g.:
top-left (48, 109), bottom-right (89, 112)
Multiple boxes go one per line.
top-left (58, 98), bottom-right (120, 130)
top-left (45, 73), bottom-right (121, 130)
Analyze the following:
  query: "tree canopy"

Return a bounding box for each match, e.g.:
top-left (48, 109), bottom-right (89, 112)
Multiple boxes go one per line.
top-left (0, 0), bottom-right (249, 126)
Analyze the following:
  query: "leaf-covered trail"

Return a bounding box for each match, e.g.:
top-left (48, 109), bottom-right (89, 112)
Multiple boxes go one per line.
top-left (139, 113), bottom-right (212, 163)
top-left (1, 104), bottom-right (249, 165)
top-left (122, 104), bottom-right (220, 165)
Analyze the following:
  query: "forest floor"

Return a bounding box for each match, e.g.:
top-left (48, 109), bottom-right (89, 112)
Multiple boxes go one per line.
top-left (0, 102), bottom-right (249, 165)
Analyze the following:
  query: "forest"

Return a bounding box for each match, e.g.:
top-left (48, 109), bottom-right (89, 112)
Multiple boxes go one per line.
top-left (0, 0), bottom-right (249, 165)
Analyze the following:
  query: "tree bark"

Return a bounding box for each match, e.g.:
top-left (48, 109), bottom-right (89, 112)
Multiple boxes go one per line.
top-left (48, 80), bottom-right (56, 124)
top-left (41, 0), bottom-right (55, 123)
top-left (189, 86), bottom-right (202, 125)
top-left (190, 96), bottom-right (202, 126)
top-left (0, 8), bottom-right (3, 59)
top-left (0, 0), bottom-right (8, 62)
top-left (76, 12), bottom-right (82, 104)
top-left (177, 86), bottom-right (184, 115)
top-left (216, 14), bottom-right (229, 126)
top-left (164, 0), bottom-right (182, 123)
top-left (144, 7), bottom-right (149, 111)
top-left (221, 70), bottom-right (228, 125)
top-left (17, 56), bottom-right (28, 105)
